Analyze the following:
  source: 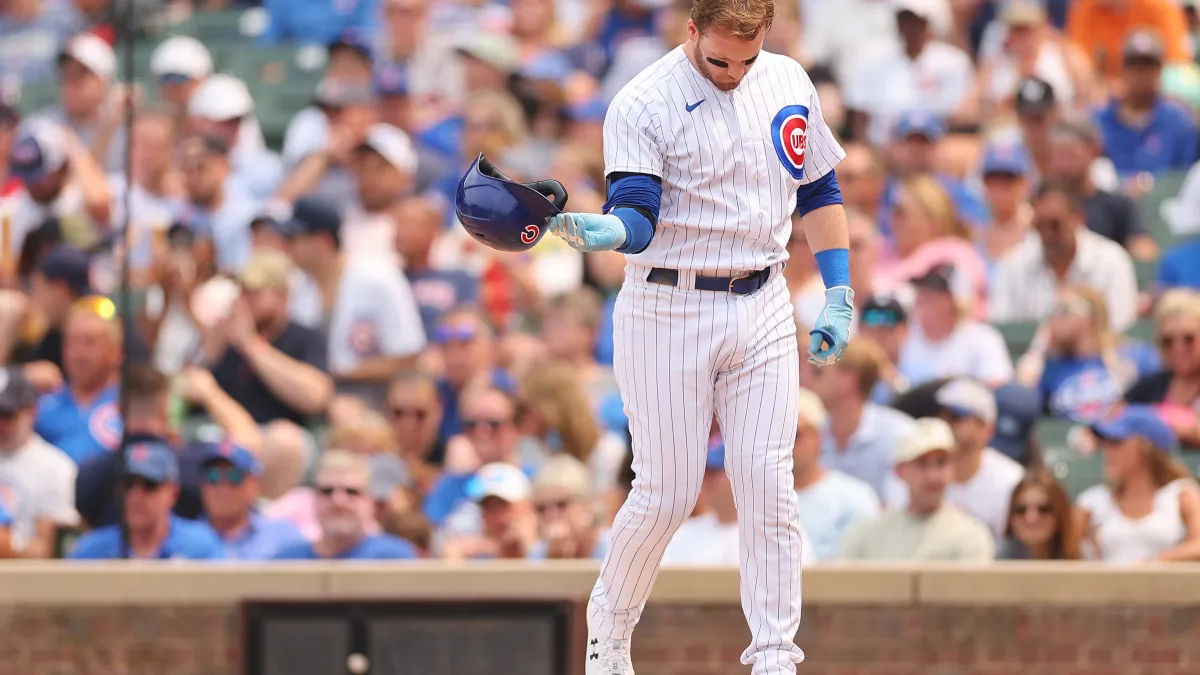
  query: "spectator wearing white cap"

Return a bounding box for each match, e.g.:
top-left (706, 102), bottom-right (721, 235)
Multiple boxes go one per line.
top-left (188, 74), bottom-right (284, 202)
top-left (884, 378), bottom-right (1025, 541)
top-left (149, 36), bottom-right (213, 133)
top-left (7, 118), bottom-right (112, 259)
top-left (278, 78), bottom-right (378, 208)
top-left (792, 388), bottom-right (880, 562)
top-left (840, 418), bottom-right (995, 561)
top-left (440, 461), bottom-right (539, 560)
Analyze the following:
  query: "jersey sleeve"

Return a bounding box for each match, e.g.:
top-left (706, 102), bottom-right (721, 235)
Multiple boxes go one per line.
top-left (603, 93), bottom-right (664, 179)
top-left (798, 74), bottom-right (846, 186)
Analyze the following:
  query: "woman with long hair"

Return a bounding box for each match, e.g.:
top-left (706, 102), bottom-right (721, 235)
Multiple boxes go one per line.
top-left (1016, 285), bottom-right (1158, 422)
top-left (517, 360), bottom-right (628, 493)
top-left (1075, 406), bottom-right (1200, 562)
top-left (1125, 289), bottom-right (1200, 448)
top-left (996, 467), bottom-right (1081, 560)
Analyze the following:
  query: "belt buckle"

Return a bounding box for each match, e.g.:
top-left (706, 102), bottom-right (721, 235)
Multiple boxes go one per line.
top-left (728, 272), bottom-right (753, 294)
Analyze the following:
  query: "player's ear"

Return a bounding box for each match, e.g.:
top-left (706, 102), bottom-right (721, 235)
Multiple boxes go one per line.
top-left (686, 18), bottom-right (698, 41)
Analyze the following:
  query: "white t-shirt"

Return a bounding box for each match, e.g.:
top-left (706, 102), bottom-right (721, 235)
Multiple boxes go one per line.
top-left (340, 204), bottom-right (399, 264)
top-left (884, 447), bottom-right (1025, 541)
top-left (0, 434), bottom-right (78, 552)
top-left (897, 319), bottom-right (1014, 388)
top-left (660, 512), bottom-right (817, 566)
top-left (1078, 479), bottom-right (1198, 564)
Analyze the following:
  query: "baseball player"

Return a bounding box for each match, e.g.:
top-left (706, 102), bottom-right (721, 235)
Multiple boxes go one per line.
top-left (547, 0), bottom-right (854, 672)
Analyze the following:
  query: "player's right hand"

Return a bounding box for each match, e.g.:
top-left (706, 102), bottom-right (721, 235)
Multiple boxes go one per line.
top-left (547, 212), bottom-right (627, 252)
top-left (808, 286), bottom-right (855, 367)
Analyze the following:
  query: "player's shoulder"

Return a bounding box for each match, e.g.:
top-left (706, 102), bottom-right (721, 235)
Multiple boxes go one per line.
top-left (610, 47), bottom-right (690, 111)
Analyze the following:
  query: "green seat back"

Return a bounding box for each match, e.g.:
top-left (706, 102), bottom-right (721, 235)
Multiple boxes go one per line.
top-left (995, 322), bottom-right (1039, 361)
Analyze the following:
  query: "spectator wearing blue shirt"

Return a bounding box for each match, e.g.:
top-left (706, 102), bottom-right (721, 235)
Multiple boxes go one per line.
top-left (431, 308), bottom-right (516, 444)
top-left (273, 450), bottom-right (417, 560)
top-left (1094, 31), bottom-right (1199, 182)
top-left (188, 74), bottom-right (284, 204)
top-left (199, 442), bottom-right (306, 560)
top-left (1157, 237), bottom-right (1200, 292)
top-left (35, 297), bottom-right (123, 465)
top-left (176, 134), bottom-right (261, 275)
top-left (260, 0), bottom-right (378, 47)
top-left (69, 441), bottom-right (225, 560)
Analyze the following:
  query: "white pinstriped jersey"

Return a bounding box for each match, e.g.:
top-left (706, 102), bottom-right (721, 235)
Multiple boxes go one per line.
top-left (604, 46), bottom-right (846, 276)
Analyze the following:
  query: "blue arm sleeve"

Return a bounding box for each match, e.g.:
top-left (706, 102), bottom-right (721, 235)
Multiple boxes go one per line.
top-left (795, 170), bottom-right (843, 217)
top-left (603, 174), bottom-right (662, 255)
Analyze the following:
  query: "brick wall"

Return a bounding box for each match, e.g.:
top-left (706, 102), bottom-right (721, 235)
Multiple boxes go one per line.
top-left (3, 602), bottom-right (1199, 675)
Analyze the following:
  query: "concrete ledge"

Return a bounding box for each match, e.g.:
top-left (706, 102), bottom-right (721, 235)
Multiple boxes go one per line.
top-left (0, 562), bottom-right (1198, 607)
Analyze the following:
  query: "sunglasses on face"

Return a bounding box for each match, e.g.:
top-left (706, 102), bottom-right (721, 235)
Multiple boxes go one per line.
top-left (316, 484), bottom-right (365, 498)
top-left (1159, 333), bottom-right (1197, 350)
top-left (123, 476), bottom-right (163, 492)
top-left (535, 498), bottom-right (572, 514)
top-left (860, 309), bottom-right (901, 328)
top-left (463, 418), bottom-right (508, 433)
top-left (204, 465), bottom-right (247, 486)
top-left (1013, 502), bottom-right (1053, 517)
top-left (390, 406), bottom-right (428, 422)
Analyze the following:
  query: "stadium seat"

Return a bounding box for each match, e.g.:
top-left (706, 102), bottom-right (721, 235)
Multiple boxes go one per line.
top-left (1182, 452), bottom-right (1200, 479)
top-left (1124, 318), bottom-right (1156, 344)
top-left (995, 322), bottom-right (1039, 361)
top-left (161, 9), bottom-right (251, 47)
top-left (1049, 452), bottom-right (1105, 499)
top-left (16, 82), bottom-right (59, 115)
top-left (1134, 259), bottom-right (1158, 291)
top-left (1138, 171), bottom-right (1188, 247)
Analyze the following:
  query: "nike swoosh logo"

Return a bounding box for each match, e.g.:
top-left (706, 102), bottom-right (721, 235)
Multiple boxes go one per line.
top-left (685, 99), bottom-right (705, 112)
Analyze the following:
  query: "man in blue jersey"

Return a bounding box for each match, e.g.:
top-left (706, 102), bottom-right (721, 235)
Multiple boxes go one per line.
top-left (199, 441), bottom-right (306, 560)
top-left (68, 441), bottom-right (224, 560)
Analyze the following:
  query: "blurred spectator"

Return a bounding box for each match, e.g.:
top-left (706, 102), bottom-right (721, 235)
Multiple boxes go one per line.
top-left (259, 0), bottom-right (378, 46)
top-left (1156, 235), bottom-right (1200, 292)
top-left (1077, 405), bottom-right (1200, 562)
top-left (188, 74), bottom-right (283, 201)
top-left (376, 0), bottom-right (457, 102)
top-left (69, 441), bottom-right (225, 559)
top-left (385, 370), bottom-right (445, 492)
top-left (1045, 118), bottom-right (1158, 260)
top-left (440, 461), bottom-right (537, 560)
top-left (1016, 286), bottom-right (1157, 422)
top-left (108, 114), bottom-right (185, 284)
top-left (176, 134), bottom-right (259, 274)
top-left (273, 450), bottom-right (419, 559)
top-left (528, 454), bottom-right (606, 559)
top-left (0, 502), bottom-right (11, 557)
top-left (0, 0), bottom-right (85, 85)
top-left (21, 245), bottom-right (90, 384)
top-left (837, 142), bottom-right (888, 222)
top-left (601, 0), bottom-right (689, 101)
top-left (0, 101), bottom-right (17, 188)
top-left (840, 418), bottom-right (995, 561)
top-left (424, 386), bottom-right (523, 527)
top-left (1013, 76), bottom-right (1121, 191)
top-left (539, 288), bottom-right (617, 406)
top-left (978, 140), bottom-right (1034, 265)
top-left (8, 118), bottom-right (112, 256)
top-left (343, 123), bottom-right (416, 258)
top-left (886, 379), bottom-right (1025, 540)
top-left (517, 360), bottom-right (626, 493)
top-left (1066, 0), bottom-right (1190, 83)
top-left (845, 208), bottom-right (888, 306)
top-left (199, 441), bottom-right (306, 560)
top-left (148, 35), bottom-right (213, 133)
top-left (990, 181), bottom-right (1138, 331)
top-left (898, 264), bottom-right (1013, 388)
top-left (34, 296), bottom-right (120, 464)
top-left (996, 467), bottom-right (1081, 560)
top-left (809, 337), bottom-right (916, 499)
top-left (856, 294), bottom-right (911, 404)
top-left (278, 78), bottom-right (378, 206)
top-left (396, 195), bottom-right (477, 337)
top-left (0, 365), bottom-right (76, 558)
top-left (430, 89), bottom-right (528, 210)
top-left (990, 382), bottom-right (1042, 463)
top-left (1124, 288), bottom-right (1200, 448)
top-left (792, 387), bottom-right (878, 562)
top-left (36, 32), bottom-right (127, 173)
top-left (281, 197), bottom-right (425, 403)
top-left (430, 307), bottom-right (513, 443)
top-left (1094, 30), bottom-right (1198, 184)
top-left (843, 2), bottom-right (973, 147)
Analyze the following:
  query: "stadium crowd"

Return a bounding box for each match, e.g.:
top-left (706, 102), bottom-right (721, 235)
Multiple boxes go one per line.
top-left (0, 0), bottom-right (1195, 564)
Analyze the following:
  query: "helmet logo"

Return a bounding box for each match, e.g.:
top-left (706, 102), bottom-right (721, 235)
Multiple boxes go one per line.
top-left (521, 224), bottom-right (540, 244)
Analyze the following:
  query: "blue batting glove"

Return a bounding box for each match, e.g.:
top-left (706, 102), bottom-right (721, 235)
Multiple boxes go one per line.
top-left (808, 286), bottom-right (855, 366)
top-left (547, 212), bottom-right (627, 252)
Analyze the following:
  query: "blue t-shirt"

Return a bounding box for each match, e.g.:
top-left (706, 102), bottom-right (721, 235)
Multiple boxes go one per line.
top-left (407, 269), bottom-right (479, 339)
top-left (272, 533), bottom-right (417, 560)
top-left (35, 385), bottom-right (122, 465)
top-left (436, 367), bottom-right (517, 443)
top-left (1039, 342), bottom-right (1161, 423)
top-left (206, 513), bottom-right (309, 561)
top-left (259, 0), bottom-right (377, 45)
top-left (1094, 98), bottom-right (1199, 178)
top-left (68, 516), bottom-right (226, 560)
top-left (795, 470), bottom-right (881, 561)
top-left (1157, 238), bottom-right (1200, 292)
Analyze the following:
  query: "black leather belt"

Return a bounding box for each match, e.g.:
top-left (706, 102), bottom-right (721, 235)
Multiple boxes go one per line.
top-left (646, 267), bottom-right (772, 295)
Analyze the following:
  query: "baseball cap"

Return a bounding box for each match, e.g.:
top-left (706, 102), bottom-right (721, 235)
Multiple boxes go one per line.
top-left (188, 74), bottom-right (255, 122)
top-left (1049, 116), bottom-right (1101, 148)
top-left (1002, 0), bottom-right (1045, 26)
top-left (356, 123), bottom-right (418, 175)
top-left (59, 33), bottom-right (115, 80)
top-left (150, 36), bottom-right (214, 82)
top-left (990, 382), bottom-right (1039, 461)
top-left (1090, 405), bottom-right (1179, 454)
top-left (566, 97), bottom-right (608, 123)
top-left (125, 441), bottom-right (180, 483)
top-left (0, 367), bottom-right (38, 415)
top-left (893, 110), bottom-right (944, 141)
top-left (10, 119), bottom-right (68, 185)
top-left (455, 33), bottom-right (519, 74)
top-left (910, 263), bottom-right (957, 294)
top-left (895, 418), bottom-right (956, 464)
top-left (936, 378), bottom-right (998, 424)
top-left (273, 196), bottom-right (342, 239)
top-left (328, 30), bottom-right (373, 62)
top-left (859, 294), bottom-right (908, 327)
top-left (239, 249), bottom-right (294, 291)
top-left (38, 244), bottom-right (92, 296)
top-left (532, 454), bottom-right (592, 499)
top-left (200, 440), bottom-right (263, 476)
top-left (981, 141), bottom-right (1032, 177)
top-left (893, 0), bottom-right (936, 21)
top-left (373, 64), bottom-right (409, 97)
top-left (469, 462), bottom-right (533, 503)
top-left (315, 78), bottom-right (377, 108)
top-left (796, 387), bottom-right (828, 430)
top-left (1124, 29), bottom-right (1165, 64)
top-left (1014, 77), bottom-right (1056, 116)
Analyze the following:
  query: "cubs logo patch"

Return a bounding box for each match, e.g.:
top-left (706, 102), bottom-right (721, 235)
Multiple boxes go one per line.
top-left (348, 319), bottom-right (380, 356)
top-left (771, 104), bottom-right (811, 180)
top-left (89, 401), bottom-right (123, 451)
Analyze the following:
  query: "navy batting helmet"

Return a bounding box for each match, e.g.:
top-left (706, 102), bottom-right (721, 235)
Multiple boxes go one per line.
top-left (455, 154), bottom-right (569, 252)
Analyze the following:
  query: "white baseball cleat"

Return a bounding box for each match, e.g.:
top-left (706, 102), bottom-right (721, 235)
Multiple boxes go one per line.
top-left (585, 634), bottom-right (634, 675)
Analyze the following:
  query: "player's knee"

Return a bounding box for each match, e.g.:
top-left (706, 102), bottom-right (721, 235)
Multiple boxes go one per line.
top-left (259, 420), bottom-right (312, 499)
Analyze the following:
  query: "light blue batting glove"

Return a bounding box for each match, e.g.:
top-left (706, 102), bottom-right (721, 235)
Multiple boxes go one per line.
top-left (808, 286), bottom-right (855, 366)
top-left (547, 212), bottom-right (627, 252)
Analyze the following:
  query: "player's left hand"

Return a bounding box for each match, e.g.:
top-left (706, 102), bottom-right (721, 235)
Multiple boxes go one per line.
top-left (548, 212), bottom-right (627, 252)
top-left (808, 286), bottom-right (855, 367)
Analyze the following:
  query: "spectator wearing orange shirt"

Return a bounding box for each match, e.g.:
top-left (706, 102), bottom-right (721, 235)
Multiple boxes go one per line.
top-left (1066, 0), bottom-right (1190, 81)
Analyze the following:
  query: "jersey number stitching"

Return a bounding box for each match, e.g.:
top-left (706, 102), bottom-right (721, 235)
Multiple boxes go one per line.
top-left (771, 104), bottom-right (810, 180)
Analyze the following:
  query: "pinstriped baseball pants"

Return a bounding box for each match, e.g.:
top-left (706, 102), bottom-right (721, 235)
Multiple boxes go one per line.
top-left (589, 263), bottom-right (805, 674)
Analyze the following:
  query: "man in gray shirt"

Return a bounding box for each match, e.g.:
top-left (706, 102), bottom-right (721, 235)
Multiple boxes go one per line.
top-left (34, 32), bottom-right (127, 173)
